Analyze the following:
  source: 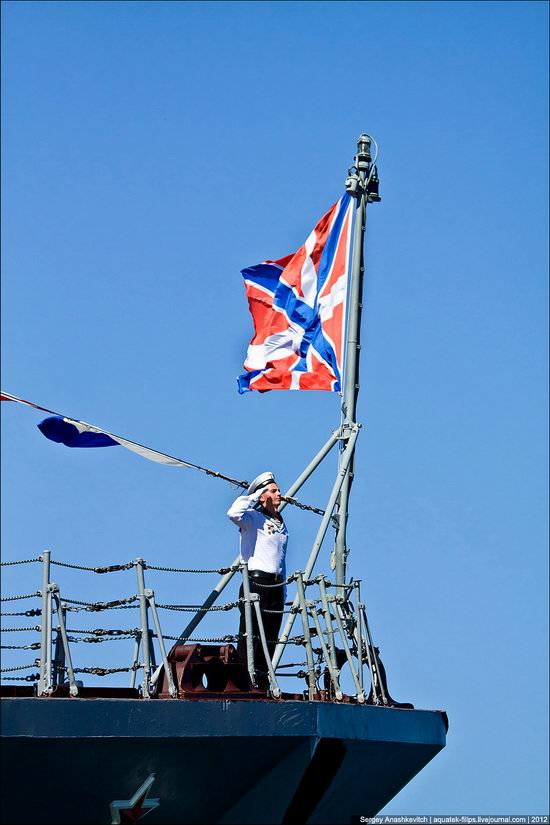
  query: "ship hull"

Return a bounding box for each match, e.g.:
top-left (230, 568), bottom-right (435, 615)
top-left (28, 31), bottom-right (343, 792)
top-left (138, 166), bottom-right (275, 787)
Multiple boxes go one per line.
top-left (1, 697), bottom-right (447, 823)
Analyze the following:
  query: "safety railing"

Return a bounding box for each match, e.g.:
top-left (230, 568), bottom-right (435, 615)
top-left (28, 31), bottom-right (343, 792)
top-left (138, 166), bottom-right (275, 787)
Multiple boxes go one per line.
top-left (1, 552), bottom-right (389, 704)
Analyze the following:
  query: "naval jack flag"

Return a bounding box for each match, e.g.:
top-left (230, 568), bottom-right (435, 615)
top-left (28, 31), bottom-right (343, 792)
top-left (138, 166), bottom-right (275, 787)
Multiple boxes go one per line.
top-left (238, 193), bottom-right (355, 393)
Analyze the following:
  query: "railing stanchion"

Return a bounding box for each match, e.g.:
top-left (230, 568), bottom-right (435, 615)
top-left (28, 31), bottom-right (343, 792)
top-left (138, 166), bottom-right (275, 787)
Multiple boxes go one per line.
top-left (354, 582), bottom-right (364, 693)
top-left (148, 630), bottom-right (157, 671)
top-left (145, 589), bottom-right (178, 698)
top-left (318, 576), bottom-right (337, 670)
top-left (38, 550), bottom-right (51, 695)
top-left (240, 562), bottom-right (256, 686)
top-left (360, 607), bottom-right (378, 703)
top-left (135, 558), bottom-right (152, 698)
top-left (43, 582), bottom-right (54, 694)
top-left (361, 603), bottom-right (388, 705)
top-left (52, 616), bottom-right (64, 690)
top-left (331, 595), bottom-right (365, 703)
top-left (308, 599), bottom-right (342, 700)
top-left (44, 584), bottom-right (53, 694)
top-left (251, 595), bottom-right (281, 698)
top-left (295, 572), bottom-right (317, 700)
top-left (130, 635), bottom-right (140, 689)
top-left (52, 587), bottom-right (78, 696)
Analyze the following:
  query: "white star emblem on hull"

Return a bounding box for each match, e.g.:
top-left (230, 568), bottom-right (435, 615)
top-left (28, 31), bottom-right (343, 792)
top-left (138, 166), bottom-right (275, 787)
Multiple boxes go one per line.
top-left (110, 773), bottom-right (160, 824)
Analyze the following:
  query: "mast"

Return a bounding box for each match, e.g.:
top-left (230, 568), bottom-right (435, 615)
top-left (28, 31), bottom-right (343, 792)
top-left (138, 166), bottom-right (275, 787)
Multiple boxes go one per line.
top-left (175, 136), bottom-right (381, 659)
top-left (333, 134), bottom-right (381, 588)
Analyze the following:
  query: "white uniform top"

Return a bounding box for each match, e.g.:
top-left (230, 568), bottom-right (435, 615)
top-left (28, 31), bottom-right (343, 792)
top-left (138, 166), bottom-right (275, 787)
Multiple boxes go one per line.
top-left (227, 490), bottom-right (288, 576)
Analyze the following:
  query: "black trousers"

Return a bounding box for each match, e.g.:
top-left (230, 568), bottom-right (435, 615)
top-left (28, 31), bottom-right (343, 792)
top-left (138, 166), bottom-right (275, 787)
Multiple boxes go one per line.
top-left (237, 578), bottom-right (284, 689)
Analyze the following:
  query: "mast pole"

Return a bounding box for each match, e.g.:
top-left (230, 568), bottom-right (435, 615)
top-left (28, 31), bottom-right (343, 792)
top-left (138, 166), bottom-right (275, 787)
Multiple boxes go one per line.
top-left (334, 134), bottom-right (380, 588)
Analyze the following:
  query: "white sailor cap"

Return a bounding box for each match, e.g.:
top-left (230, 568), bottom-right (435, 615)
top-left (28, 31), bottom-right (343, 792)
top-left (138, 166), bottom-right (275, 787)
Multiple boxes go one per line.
top-left (247, 471), bottom-right (275, 496)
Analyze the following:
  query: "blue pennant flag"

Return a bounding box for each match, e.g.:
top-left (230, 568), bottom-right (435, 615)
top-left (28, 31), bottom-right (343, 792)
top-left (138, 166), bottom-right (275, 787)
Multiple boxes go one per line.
top-left (38, 416), bottom-right (119, 448)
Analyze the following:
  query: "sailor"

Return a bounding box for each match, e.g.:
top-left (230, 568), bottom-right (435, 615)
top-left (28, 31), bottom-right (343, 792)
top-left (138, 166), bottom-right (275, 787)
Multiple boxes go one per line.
top-left (227, 471), bottom-right (288, 689)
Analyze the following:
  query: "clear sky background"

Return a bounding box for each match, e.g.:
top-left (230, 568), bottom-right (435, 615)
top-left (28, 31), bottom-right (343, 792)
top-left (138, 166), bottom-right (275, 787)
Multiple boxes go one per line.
top-left (1, 0), bottom-right (548, 816)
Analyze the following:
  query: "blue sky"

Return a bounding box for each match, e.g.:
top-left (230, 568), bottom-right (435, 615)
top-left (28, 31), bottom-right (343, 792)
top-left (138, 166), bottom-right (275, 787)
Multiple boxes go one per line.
top-left (1, 0), bottom-right (548, 815)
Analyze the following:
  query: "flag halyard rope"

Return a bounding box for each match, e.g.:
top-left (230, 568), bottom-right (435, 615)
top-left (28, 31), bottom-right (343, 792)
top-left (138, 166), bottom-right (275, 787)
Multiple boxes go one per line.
top-left (1, 391), bottom-right (324, 515)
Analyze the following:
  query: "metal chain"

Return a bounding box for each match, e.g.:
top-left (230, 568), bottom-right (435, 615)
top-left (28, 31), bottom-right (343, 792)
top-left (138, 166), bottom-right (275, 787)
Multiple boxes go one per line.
top-left (192, 469), bottom-right (324, 517)
top-left (155, 598), bottom-right (310, 613)
top-left (0, 593), bottom-right (40, 603)
top-left (47, 559), bottom-right (241, 575)
top-left (159, 634), bottom-right (238, 643)
top-left (65, 634), bottom-right (137, 644)
top-left (304, 579), bottom-right (355, 591)
top-left (0, 609), bottom-right (41, 617)
top-left (249, 578), bottom-right (290, 589)
top-left (64, 628), bottom-right (138, 636)
top-left (0, 558), bottom-right (41, 566)
top-left (64, 603), bottom-right (138, 613)
top-left (50, 560), bottom-right (135, 574)
top-left (60, 596), bottom-right (138, 611)
top-left (276, 661), bottom-right (308, 669)
top-left (1, 643), bottom-right (40, 650)
top-left (0, 626), bottom-right (41, 633)
top-left (145, 564), bottom-right (240, 574)
top-left (280, 496), bottom-right (325, 516)
top-left (234, 632), bottom-right (306, 646)
top-left (1, 662), bottom-right (37, 673)
top-left (70, 664), bottom-right (141, 676)
top-left (1, 673), bottom-right (39, 682)
top-left (202, 470), bottom-right (249, 488)
top-left (155, 600), bottom-right (240, 612)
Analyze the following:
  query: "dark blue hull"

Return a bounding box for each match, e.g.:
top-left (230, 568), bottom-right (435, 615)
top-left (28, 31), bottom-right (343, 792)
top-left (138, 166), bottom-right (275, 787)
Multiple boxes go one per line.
top-left (1, 696), bottom-right (447, 823)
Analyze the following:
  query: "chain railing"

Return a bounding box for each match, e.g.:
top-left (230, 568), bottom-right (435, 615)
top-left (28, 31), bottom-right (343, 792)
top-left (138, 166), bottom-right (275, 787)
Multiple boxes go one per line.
top-left (0, 552), bottom-right (387, 704)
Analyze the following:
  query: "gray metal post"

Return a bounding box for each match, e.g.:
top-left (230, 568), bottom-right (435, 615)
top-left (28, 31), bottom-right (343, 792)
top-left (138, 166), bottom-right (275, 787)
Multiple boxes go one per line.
top-left (60, 601), bottom-right (78, 693)
top-left (52, 606), bottom-right (65, 691)
top-left (295, 572), bottom-right (317, 699)
top-left (130, 635), bottom-right (140, 690)
top-left (38, 550), bottom-right (51, 696)
top-left (359, 604), bottom-right (378, 703)
top-left (251, 595), bottom-right (281, 698)
top-left (334, 134), bottom-right (377, 588)
top-left (148, 631), bottom-right (157, 670)
top-left (360, 603), bottom-right (388, 705)
top-left (145, 589), bottom-right (177, 698)
top-left (52, 627), bottom-right (63, 689)
top-left (318, 575), bottom-right (337, 670)
top-left (240, 562), bottom-right (256, 686)
top-left (308, 600), bottom-right (343, 700)
top-left (135, 558), bottom-right (152, 698)
top-left (331, 595), bottom-right (365, 703)
top-left (52, 589), bottom-right (78, 696)
top-left (176, 428), bottom-right (340, 644)
top-left (43, 584), bottom-right (54, 695)
top-left (271, 425), bottom-right (360, 671)
top-left (333, 459), bottom-right (354, 592)
top-left (359, 604), bottom-right (377, 701)
top-left (354, 583), bottom-right (364, 692)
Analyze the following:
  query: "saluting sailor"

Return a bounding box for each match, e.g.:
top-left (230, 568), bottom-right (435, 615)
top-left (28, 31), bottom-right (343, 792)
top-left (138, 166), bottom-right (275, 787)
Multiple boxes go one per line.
top-left (227, 471), bottom-right (288, 689)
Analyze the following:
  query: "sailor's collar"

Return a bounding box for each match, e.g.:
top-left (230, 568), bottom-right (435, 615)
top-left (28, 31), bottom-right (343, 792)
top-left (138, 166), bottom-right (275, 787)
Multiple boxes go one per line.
top-left (259, 506), bottom-right (284, 528)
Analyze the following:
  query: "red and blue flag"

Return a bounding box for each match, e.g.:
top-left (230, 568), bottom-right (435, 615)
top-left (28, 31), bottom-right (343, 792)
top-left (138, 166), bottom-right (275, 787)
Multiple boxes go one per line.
top-left (238, 193), bottom-right (355, 393)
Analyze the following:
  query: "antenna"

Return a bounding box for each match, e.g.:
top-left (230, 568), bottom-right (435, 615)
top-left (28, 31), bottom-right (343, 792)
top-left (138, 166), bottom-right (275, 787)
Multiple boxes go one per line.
top-left (334, 134), bottom-right (381, 589)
